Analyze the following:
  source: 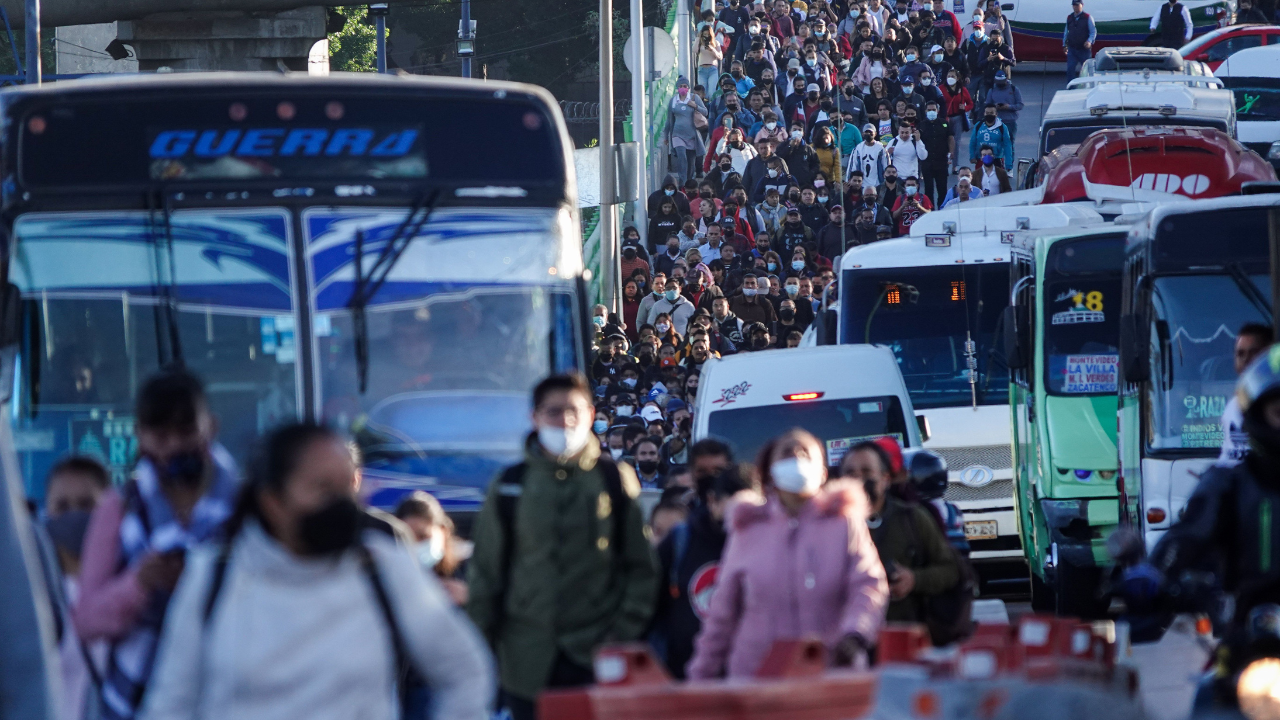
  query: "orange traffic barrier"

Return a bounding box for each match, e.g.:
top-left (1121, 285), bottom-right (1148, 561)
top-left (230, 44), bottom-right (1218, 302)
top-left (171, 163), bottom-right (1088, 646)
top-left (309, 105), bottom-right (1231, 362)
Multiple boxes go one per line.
top-left (538, 639), bottom-right (878, 720)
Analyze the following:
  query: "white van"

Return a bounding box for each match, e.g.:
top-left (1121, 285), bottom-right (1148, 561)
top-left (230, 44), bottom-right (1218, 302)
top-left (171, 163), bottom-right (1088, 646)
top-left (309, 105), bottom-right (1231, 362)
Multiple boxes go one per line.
top-left (1213, 44), bottom-right (1280, 171)
top-left (692, 345), bottom-right (925, 468)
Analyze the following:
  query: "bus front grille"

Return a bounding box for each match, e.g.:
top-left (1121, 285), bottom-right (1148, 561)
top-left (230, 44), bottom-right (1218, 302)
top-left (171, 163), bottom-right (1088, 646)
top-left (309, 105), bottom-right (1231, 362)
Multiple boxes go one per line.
top-left (932, 445), bottom-right (1013, 472)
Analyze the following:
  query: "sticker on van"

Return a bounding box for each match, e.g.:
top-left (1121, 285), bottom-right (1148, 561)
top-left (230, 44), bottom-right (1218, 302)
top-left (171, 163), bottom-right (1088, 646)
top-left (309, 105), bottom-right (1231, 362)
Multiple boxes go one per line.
top-left (826, 433), bottom-right (904, 465)
top-left (712, 381), bottom-right (752, 406)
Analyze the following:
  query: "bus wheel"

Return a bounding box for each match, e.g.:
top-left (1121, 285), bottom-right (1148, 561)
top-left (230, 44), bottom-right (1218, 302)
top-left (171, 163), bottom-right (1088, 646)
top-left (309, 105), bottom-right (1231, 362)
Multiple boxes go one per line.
top-left (1030, 569), bottom-right (1055, 612)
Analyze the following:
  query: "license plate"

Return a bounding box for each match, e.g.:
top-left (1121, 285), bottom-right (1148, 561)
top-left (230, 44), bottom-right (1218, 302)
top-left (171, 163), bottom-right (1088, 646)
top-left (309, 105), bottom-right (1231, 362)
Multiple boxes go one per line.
top-left (964, 520), bottom-right (998, 540)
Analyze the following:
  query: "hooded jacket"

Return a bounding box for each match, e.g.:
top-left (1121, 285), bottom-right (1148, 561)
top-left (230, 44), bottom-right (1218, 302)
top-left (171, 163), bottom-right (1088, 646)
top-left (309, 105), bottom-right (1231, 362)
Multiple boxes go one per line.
top-left (650, 504), bottom-right (729, 678)
top-left (686, 482), bottom-right (888, 679)
top-left (869, 496), bottom-right (961, 623)
top-left (968, 116), bottom-right (1013, 167)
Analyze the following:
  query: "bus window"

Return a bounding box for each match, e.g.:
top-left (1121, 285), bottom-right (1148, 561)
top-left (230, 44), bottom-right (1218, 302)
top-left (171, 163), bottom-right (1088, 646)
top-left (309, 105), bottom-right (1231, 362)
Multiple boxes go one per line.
top-left (1043, 235), bottom-right (1124, 395)
top-left (1232, 86), bottom-right (1280, 121)
top-left (10, 210), bottom-right (301, 493)
top-left (843, 264), bottom-right (1010, 409)
top-left (1146, 273), bottom-right (1271, 451)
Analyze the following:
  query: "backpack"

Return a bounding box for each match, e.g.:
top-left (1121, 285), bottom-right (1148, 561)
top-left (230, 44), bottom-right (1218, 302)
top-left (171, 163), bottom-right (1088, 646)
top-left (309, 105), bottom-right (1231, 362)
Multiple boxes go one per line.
top-left (903, 505), bottom-right (976, 646)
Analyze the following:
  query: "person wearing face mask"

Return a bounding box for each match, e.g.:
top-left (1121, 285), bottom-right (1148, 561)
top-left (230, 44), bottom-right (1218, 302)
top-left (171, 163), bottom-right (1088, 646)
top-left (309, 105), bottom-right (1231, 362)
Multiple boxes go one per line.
top-left (468, 374), bottom-right (657, 720)
top-left (890, 175), bottom-right (932, 236)
top-left (648, 174), bottom-right (692, 219)
top-left (885, 122), bottom-right (927, 187)
top-left (687, 429), bottom-right (887, 678)
top-left (973, 144), bottom-right (1012, 196)
top-left (898, 44), bottom-right (930, 86)
top-left (847, 122), bottom-right (887, 189)
top-left (983, 69), bottom-right (1022, 139)
top-left (43, 456), bottom-right (110, 720)
top-left (917, 100), bottom-right (952, 206)
top-left (632, 437), bottom-right (668, 489)
top-left (968, 103), bottom-right (1012, 169)
top-left (728, 273), bottom-right (779, 326)
top-left (772, 298), bottom-right (803, 345)
top-left (941, 166), bottom-right (983, 206)
top-left (620, 235), bottom-right (651, 288)
top-left (796, 186), bottom-right (827, 231)
top-left (695, 25), bottom-right (725, 94)
top-left (654, 232), bottom-right (686, 277)
top-left (647, 275), bottom-right (697, 334)
top-left (977, 31), bottom-right (1014, 104)
top-left (637, 273), bottom-right (668, 331)
top-left (649, 462), bottom-right (752, 678)
top-left (776, 122), bottom-right (820, 188)
top-left (774, 206), bottom-right (815, 257)
top-left (939, 69), bottom-right (972, 174)
top-left (74, 371), bottom-right (241, 720)
top-left (395, 491), bottom-right (468, 606)
top-left (751, 156), bottom-right (797, 203)
top-left (839, 440), bottom-right (960, 640)
top-left (833, 81), bottom-right (868, 127)
top-left (140, 422), bottom-right (492, 720)
top-left (668, 77), bottom-right (710, 182)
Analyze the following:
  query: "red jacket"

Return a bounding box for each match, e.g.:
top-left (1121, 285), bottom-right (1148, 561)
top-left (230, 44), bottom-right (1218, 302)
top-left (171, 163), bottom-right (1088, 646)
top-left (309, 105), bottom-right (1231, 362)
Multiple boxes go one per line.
top-left (941, 84), bottom-right (973, 119)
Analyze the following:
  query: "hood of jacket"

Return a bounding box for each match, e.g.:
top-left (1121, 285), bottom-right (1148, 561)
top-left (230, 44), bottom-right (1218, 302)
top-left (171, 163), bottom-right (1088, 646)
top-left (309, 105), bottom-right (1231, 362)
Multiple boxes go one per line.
top-left (732, 479), bottom-right (869, 531)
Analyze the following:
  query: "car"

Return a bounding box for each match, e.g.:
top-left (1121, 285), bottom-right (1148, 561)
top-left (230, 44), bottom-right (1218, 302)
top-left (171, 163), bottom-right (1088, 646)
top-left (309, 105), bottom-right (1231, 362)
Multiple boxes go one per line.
top-left (1179, 23), bottom-right (1280, 70)
top-left (1213, 43), bottom-right (1280, 171)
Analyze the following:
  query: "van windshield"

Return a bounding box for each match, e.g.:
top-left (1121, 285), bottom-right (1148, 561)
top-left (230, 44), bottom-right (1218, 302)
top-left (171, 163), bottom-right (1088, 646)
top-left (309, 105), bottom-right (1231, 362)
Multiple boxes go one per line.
top-left (706, 395), bottom-right (908, 467)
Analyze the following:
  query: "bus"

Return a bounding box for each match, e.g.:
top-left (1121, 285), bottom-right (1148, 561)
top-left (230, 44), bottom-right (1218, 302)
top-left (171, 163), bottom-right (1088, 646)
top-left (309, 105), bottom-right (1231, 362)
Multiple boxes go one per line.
top-left (837, 204), bottom-right (1102, 587)
top-left (1119, 195), bottom-right (1279, 550)
top-left (2, 73), bottom-right (588, 519)
top-left (1006, 226), bottom-right (1128, 616)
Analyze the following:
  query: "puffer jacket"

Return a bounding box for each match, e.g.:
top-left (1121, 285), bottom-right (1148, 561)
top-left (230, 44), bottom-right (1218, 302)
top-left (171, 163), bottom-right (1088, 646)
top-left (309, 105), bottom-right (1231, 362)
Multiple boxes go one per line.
top-left (686, 481), bottom-right (888, 679)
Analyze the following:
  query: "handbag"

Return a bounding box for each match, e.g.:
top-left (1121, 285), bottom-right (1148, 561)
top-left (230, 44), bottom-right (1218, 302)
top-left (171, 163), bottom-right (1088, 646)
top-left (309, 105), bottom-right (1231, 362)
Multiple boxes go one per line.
top-left (693, 109), bottom-right (708, 129)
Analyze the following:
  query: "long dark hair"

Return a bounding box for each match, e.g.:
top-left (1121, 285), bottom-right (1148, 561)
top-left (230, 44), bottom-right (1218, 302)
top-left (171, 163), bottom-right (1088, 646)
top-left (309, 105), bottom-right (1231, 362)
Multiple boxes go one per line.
top-left (222, 422), bottom-right (342, 542)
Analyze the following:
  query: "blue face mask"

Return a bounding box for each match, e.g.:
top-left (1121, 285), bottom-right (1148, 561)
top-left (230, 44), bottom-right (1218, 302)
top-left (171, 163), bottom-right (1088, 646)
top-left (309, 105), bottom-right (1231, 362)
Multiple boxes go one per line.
top-left (593, 419), bottom-right (609, 434)
top-left (905, 53), bottom-right (916, 62)
top-left (982, 154), bottom-right (994, 165)
top-left (792, 260), bottom-right (805, 271)
top-left (767, 262), bottom-right (778, 271)
top-left (665, 289), bottom-right (679, 301)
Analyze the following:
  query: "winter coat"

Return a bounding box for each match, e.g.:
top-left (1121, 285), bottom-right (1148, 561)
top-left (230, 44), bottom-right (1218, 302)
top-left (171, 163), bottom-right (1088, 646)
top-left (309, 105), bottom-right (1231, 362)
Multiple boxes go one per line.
top-left (467, 438), bottom-right (659, 700)
top-left (968, 117), bottom-right (1013, 167)
top-left (869, 497), bottom-right (961, 623)
top-left (139, 521), bottom-right (493, 720)
top-left (814, 145), bottom-right (842, 181)
top-left (647, 294), bottom-right (697, 336)
top-left (686, 482), bottom-right (888, 679)
top-left (650, 505), bottom-right (728, 679)
top-left (728, 293), bottom-right (778, 325)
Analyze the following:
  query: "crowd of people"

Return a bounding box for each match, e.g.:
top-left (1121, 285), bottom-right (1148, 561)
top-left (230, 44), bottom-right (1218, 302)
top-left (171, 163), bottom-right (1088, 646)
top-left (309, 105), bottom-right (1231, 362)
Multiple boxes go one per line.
top-left (32, 367), bottom-right (973, 720)
top-left (665, 0), bottom-right (1028, 239)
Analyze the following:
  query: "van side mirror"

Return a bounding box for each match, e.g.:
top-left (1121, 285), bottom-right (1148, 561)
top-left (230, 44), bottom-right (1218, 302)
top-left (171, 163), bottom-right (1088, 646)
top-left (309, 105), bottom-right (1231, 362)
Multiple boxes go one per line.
top-left (916, 413), bottom-right (931, 443)
top-left (1120, 313), bottom-right (1150, 383)
top-left (1000, 305), bottom-right (1029, 370)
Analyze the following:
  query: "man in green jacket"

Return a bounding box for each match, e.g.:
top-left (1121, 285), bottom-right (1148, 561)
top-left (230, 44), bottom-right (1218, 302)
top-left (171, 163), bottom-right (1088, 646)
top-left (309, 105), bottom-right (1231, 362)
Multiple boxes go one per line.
top-left (467, 373), bottom-right (658, 720)
top-left (840, 441), bottom-right (960, 623)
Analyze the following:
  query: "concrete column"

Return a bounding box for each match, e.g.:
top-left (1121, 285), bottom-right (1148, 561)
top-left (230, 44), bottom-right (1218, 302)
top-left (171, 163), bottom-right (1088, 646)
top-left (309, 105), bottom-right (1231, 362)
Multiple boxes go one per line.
top-left (116, 6), bottom-right (326, 71)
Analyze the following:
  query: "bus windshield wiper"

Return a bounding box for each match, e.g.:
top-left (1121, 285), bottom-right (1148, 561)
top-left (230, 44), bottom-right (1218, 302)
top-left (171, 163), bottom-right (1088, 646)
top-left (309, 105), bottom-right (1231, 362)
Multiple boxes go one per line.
top-left (148, 193), bottom-right (185, 370)
top-left (1225, 262), bottom-right (1272, 326)
top-left (349, 190), bottom-right (441, 393)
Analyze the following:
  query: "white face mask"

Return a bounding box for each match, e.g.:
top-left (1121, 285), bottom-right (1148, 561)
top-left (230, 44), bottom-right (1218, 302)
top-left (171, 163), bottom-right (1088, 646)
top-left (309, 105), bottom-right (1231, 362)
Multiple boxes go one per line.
top-left (947, 76), bottom-right (957, 85)
top-left (538, 423), bottom-right (592, 457)
top-left (610, 447), bottom-right (625, 460)
top-left (416, 531), bottom-right (446, 569)
top-left (766, 121), bottom-right (778, 130)
top-left (771, 455), bottom-right (825, 494)
top-left (790, 130), bottom-right (803, 140)
top-left (921, 77), bottom-right (932, 86)
top-left (768, 168), bottom-right (779, 178)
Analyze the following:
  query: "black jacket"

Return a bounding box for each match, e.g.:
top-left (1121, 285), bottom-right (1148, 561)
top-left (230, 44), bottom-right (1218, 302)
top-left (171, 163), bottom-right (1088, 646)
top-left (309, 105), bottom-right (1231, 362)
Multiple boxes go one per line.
top-left (1149, 454), bottom-right (1280, 622)
top-left (651, 505), bottom-right (729, 678)
top-left (777, 140), bottom-right (820, 188)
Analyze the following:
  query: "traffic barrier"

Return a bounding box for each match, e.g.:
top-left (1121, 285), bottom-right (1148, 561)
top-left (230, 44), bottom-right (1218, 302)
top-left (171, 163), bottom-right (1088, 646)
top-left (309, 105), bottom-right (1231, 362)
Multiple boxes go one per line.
top-left (538, 615), bottom-right (1141, 720)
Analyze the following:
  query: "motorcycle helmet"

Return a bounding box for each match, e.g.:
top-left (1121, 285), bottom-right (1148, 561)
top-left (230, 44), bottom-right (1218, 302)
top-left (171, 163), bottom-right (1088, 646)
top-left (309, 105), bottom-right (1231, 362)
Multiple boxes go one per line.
top-left (1237, 344), bottom-right (1280, 459)
top-left (903, 449), bottom-right (948, 500)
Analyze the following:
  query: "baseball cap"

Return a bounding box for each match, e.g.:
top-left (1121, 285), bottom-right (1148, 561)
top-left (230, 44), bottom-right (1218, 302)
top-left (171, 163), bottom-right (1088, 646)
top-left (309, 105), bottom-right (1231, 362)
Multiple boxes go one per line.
top-left (930, 44), bottom-right (943, 53)
top-left (805, 82), bottom-right (820, 93)
top-left (787, 57), bottom-right (801, 70)
top-left (720, 216), bottom-right (736, 226)
top-left (666, 398), bottom-right (688, 413)
top-left (786, 207), bottom-right (801, 215)
top-left (640, 405), bottom-right (665, 423)
top-left (862, 122), bottom-right (876, 132)
top-left (994, 69), bottom-right (1008, 80)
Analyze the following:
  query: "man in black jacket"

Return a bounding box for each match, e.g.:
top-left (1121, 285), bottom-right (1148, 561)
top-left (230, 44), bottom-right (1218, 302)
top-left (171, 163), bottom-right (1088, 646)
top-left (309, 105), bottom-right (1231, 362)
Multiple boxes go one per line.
top-left (918, 100), bottom-right (954, 207)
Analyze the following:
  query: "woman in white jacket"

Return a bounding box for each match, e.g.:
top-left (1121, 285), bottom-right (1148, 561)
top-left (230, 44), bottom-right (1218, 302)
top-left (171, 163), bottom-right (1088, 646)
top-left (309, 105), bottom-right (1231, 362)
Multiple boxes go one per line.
top-left (140, 423), bottom-right (493, 720)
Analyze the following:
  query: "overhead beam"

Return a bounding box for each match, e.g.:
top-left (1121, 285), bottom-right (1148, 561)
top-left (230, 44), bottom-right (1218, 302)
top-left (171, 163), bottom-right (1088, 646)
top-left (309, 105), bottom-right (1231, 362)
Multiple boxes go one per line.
top-left (0, 0), bottom-right (401, 28)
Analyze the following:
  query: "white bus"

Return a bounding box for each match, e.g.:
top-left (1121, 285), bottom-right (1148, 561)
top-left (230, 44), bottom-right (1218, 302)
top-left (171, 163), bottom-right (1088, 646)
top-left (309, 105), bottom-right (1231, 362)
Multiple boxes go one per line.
top-left (835, 205), bottom-right (1103, 588)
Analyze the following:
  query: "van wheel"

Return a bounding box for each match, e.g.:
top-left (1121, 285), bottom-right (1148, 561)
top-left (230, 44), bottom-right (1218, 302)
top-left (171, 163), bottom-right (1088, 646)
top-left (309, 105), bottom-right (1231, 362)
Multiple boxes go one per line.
top-left (1030, 569), bottom-right (1055, 612)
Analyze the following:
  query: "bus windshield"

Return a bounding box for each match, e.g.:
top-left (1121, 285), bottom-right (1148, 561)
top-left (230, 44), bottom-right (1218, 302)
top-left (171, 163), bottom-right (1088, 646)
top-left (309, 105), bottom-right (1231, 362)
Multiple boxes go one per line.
top-left (1042, 119), bottom-right (1226, 154)
top-left (1043, 235), bottom-right (1125, 396)
top-left (706, 395), bottom-right (908, 467)
top-left (1147, 273), bottom-right (1271, 452)
top-left (843, 263), bottom-right (1010, 409)
top-left (9, 210), bottom-right (300, 493)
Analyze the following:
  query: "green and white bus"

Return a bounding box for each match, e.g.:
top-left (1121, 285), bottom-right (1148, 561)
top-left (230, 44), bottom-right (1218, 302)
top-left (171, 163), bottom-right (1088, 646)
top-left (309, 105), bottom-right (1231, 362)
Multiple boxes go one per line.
top-left (1007, 226), bottom-right (1128, 616)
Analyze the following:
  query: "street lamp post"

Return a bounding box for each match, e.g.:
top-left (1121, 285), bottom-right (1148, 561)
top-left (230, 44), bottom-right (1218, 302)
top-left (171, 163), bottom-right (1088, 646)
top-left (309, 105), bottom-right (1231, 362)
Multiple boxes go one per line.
top-left (370, 3), bottom-right (388, 73)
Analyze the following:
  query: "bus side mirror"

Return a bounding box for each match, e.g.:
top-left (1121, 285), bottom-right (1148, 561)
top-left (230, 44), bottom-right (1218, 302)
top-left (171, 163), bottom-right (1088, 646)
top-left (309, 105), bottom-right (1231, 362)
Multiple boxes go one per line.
top-left (1120, 313), bottom-right (1150, 383)
top-left (1001, 305), bottom-right (1029, 370)
top-left (916, 413), bottom-right (931, 442)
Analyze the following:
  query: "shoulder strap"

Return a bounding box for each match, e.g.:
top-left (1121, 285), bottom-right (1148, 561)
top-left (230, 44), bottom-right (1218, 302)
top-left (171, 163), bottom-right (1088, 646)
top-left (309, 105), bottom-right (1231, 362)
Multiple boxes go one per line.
top-left (357, 543), bottom-right (415, 709)
top-left (497, 463), bottom-right (527, 592)
top-left (669, 522), bottom-right (691, 595)
top-left (122, 479), bottom-right (151, 537)
top-left (203, 543), bottom-right (232, 624)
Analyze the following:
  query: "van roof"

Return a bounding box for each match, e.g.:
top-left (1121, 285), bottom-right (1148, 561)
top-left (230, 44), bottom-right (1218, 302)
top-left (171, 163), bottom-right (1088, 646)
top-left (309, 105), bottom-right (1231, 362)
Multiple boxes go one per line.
top-left (841, 205), bottom-right (1103, 269)
top-left (1042, 81), bottom-right (1233, 123)
top-left (697, 345), bottom-right (904, 409)
top-left (1215, 44), bottom-right (1280, 78)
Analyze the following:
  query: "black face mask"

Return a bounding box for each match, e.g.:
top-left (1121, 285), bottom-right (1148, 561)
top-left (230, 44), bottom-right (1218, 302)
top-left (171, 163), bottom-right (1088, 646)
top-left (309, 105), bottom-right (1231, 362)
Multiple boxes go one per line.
top-left (154, 450), bottom-right (207, 489)
top-left (779, 308), bottom-right (796, 321)
top-left (885, 176), bottom-right (898, 184)
top-left (863, 478), bottom-right (882, 506)
top-left (700, 190), bottom-right (713, 198)
top-left (298, 496), bottom-right (361, 556)
top-left (732, 70), bottom-right (744, 78)
top-left (637, 459), bottom-right (660, 474)
top-left (720, 162), bottom-right (733, 171)
top-left (45, 511), bottom-right (93, 559)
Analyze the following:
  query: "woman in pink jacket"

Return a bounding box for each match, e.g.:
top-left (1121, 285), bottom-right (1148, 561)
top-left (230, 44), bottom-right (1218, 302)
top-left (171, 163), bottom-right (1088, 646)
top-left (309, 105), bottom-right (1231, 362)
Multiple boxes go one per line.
top-left (686, 429), bottom-right (889, 679)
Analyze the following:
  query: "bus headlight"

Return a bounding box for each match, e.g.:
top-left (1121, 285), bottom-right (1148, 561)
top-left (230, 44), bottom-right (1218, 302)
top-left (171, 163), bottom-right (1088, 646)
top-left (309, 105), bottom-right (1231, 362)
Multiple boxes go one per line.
top-left (1073, 469), bottom-right (1093, 480)
top-left (1269, 142), bottom-right (1280, 161)
top-left (1238, 658), bottom-right (1280, 720)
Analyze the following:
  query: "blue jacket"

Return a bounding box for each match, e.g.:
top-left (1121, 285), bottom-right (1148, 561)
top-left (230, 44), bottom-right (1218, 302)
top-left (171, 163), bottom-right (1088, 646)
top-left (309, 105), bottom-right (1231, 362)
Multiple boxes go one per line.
top-left (968, 117), bottom-right (1014, 167)
top-left (984, 82), bottom-right (1024, 124)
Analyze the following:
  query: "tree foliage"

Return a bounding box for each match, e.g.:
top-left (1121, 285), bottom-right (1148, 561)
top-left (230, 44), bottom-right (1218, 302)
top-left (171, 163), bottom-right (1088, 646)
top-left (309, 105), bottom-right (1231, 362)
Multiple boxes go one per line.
top-left (329, 6), bottom-right (380, 73)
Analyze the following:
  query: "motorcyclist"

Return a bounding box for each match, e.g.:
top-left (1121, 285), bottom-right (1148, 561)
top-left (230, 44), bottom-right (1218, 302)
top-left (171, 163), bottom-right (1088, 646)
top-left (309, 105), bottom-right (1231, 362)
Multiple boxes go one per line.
top-left (1124, 344), bottom-right (1280, 710)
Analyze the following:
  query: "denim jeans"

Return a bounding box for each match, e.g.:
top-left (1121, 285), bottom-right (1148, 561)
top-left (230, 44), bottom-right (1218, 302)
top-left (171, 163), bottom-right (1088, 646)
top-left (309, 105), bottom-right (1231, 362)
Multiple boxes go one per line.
top-left (1066, 47), bottom-right (1091, 79)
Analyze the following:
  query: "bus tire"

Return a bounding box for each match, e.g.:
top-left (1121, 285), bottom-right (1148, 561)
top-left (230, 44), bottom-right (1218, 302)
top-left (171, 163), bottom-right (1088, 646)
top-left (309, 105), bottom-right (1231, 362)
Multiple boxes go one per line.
top-left (1030, 569), bottom-right (1055, 612)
